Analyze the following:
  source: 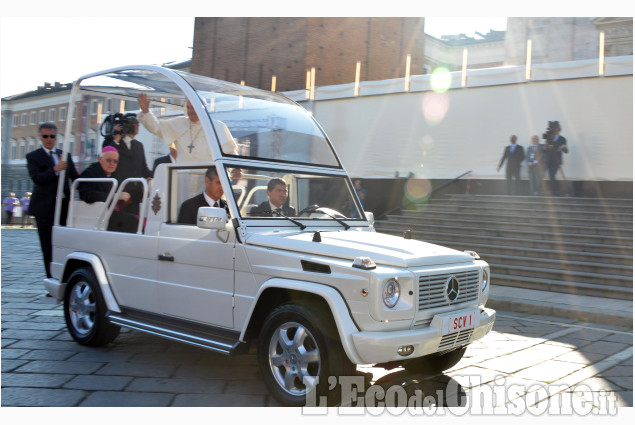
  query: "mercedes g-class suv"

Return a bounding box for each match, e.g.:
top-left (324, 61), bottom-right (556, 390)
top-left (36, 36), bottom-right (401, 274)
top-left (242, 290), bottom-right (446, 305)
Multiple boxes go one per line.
top-left (44, 66), bottom-right (495, 406)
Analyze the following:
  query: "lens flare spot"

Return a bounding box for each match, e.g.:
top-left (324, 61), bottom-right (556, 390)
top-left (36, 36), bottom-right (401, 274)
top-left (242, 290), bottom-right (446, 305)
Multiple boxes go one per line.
top-left (404, 176), bottom-right (432, 210)
top-left (422, 92), bottom-right (450, 125)
top-left (430, 67), bottom-right (452, 92)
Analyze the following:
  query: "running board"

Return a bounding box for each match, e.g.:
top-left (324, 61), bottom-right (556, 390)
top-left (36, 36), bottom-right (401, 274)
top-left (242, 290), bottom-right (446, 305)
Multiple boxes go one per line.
top-left (107, 312), bottom-right (242, 355)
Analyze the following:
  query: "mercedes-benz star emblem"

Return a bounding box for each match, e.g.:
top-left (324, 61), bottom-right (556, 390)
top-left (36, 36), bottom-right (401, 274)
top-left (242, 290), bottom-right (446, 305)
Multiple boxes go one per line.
top-left (445, 276), bottom-right (460, 302)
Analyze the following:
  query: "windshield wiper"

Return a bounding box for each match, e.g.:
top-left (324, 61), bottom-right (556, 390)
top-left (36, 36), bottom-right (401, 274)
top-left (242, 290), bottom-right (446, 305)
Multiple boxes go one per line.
top-left (259, 210), bottom-right (306, 230)
top-left (299, 205), bottom-right (350, 230)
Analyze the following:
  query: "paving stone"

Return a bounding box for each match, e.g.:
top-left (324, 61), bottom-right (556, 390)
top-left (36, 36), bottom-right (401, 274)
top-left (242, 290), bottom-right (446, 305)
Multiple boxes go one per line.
top-left (0, 320), bottom-right (66, 331)
top-left (15, 360), bottom-right (104, 375)
top-left (224, 379), bottom-right (270, 395)
top-left (173, 363), bottom-right (261, 380)
top-left (1, 372), bottom-right (74, 388)
top-left (64, 375), bottom-right (133, 391)
top-left (604, 376), bottom-right (633, 391)
top-left (0, 387), bottom-right (86, 407)
top-left (577, 341), bottom-right (630, 356)
top-left (126, 377), bottom-right (226, 393)
top-left (568, 329), bottom-right (613, 341)
top-left (553, 350), bottom-right (608, 365)
top-left (171, 393), bottom-right (267, 407)
top-left (1, 329), bottom-right (63, 340)
top-left (20, 349), bottom-right (77, 361)
top-left (1, 338), bottom-right (17, 348)
top-left (8, 339), bottom-right (93, 352)
top-left (600, 333), bottom-right (634, 344)
top-left (513, 360), bottom-right (585, 383)
top-left (79, 391), bottom-right (174, 407)
top-left (67, 350), bottom-right (133, 363)
top-left (1, 348), bottom-right (31, 359)
top-left (95, 362), bottom-right (175, 378)
top-left (1, 359), bottom-right (28, 372)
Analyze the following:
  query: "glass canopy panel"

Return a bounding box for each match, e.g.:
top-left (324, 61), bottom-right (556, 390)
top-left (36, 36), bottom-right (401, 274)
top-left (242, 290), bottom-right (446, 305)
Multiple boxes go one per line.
top-left (179, 72), bottom-right (341, 167)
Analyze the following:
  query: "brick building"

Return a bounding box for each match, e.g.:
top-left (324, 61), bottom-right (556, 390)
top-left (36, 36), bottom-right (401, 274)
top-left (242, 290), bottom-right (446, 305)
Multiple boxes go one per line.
top-left (191, 17), bottom-right (426, 91)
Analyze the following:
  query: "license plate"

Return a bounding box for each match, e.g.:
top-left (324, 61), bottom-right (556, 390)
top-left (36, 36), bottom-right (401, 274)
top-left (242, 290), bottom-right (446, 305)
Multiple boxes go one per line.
top-left (441, 309), bottom-right (480, 335)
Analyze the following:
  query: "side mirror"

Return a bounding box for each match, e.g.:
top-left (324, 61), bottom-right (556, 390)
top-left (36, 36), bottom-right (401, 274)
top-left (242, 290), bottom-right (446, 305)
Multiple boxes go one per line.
top-left (364, 211), bottom-right (375, 226)
top-left (197, 207), bottom-right (228, 230)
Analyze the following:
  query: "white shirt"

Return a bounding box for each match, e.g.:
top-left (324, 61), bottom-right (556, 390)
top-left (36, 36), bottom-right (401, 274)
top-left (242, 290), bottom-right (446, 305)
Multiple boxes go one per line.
top-left (203, 192), bottom-right (221, 207)
top-left (138, 110), bottom-right (212, 163)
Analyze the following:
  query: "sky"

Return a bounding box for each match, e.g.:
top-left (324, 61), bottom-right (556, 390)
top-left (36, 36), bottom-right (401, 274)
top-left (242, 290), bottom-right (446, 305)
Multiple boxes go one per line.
top-left (0, 1), bottom-right (631, 99)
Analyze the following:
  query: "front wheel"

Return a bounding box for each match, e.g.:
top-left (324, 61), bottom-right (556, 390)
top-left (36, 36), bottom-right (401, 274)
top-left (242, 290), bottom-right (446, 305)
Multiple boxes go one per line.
top-left (64, 268), bottom-right (120, 346)
top-left (258, 303), bottom-right (355, 406)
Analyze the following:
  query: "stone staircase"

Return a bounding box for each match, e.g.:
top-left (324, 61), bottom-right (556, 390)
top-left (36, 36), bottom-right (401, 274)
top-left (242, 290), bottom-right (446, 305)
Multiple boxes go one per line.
top-left (374, 194), bottom-right (633, 300)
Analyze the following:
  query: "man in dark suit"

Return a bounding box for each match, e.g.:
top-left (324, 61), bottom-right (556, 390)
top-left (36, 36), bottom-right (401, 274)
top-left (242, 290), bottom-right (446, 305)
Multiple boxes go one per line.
top-left (178, 167), bottom-right (229, 225)
top-left (152, 144), bottom-right (177, 174)
top-left (497, 134), bottom-right (525, 195)
top-left (249, 178), bottom-right (296, 217)
top-left (543, 121), bottom-right (569, 196)
top-left (26, 122), bottom-right (79, 278)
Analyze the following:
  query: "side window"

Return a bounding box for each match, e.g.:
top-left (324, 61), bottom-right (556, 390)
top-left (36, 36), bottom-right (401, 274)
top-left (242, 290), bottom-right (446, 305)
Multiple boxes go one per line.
top-left (167, 167), bottom-right (207, 224)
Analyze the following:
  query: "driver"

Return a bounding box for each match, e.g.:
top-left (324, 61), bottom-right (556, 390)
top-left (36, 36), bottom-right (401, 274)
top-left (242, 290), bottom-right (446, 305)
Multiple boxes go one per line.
top-left (250, 178), bottom-right (296, 217)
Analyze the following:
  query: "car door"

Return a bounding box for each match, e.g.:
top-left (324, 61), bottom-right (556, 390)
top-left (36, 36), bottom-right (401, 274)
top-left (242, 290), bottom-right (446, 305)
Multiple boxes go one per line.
top-left (155, 220), bottom-right (235, 329)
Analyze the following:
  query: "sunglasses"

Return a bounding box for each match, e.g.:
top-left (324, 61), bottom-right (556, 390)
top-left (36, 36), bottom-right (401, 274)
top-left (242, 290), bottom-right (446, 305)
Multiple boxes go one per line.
top-left (41, 134), bottom-right (57, 139)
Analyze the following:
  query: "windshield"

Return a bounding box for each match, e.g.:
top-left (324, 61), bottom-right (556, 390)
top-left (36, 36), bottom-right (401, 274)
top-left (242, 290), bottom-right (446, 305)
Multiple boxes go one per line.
top-left (226, 165), bottom-right (364, 221)
top-left (179, 72), bottom-right (341, 167)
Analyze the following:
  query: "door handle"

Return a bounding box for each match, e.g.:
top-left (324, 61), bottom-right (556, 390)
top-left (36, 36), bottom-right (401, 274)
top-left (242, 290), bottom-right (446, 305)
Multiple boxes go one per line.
top-left (158, 254), bottom-right (174, 262)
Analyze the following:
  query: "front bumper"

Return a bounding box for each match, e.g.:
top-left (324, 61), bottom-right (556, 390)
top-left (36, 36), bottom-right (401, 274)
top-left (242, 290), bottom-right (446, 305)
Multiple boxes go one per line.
top-left (350, 307), bottom-right (495, 364)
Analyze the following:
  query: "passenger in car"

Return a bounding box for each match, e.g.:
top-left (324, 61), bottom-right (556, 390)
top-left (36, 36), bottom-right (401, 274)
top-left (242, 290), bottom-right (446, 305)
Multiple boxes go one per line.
top-left (177, 167), bottom-right (229, 225)
top-left (249, 178), bottom-right (296, 217)
top-left (77, 146), bottom-right (138, 233)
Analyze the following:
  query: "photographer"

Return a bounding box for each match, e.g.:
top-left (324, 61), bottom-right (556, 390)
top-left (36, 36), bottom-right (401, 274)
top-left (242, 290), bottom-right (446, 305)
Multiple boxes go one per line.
top-left (542, 121), bottom-right (568, 196)
top-left (101, 113), bottom-right (152, 214)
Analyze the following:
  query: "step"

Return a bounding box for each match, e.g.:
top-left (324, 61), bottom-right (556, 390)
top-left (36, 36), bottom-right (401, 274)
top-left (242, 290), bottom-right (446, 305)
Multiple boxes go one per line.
top-left (491, 273), bottom-right (632, 300)
top-left (412, 204), bottom-right (633, 222)
top-left (445, 194), bottom-right (634, 208)
top-left (376, 227), bottom-right (633, 256)
top-left (398, 210), bottom-right (633, 230)
top-left (382, 215), bottom-right (631, 238)
top-left (438, 196), bottom-right (635, 213)
top-left (475, 252), bottom-right (633, 278)
top-left (374, 232), bottom-right (634, 267)
top-left (377, 221), bottom-right (632, 247)
top-left (488, 262), bottom-right (633, 288)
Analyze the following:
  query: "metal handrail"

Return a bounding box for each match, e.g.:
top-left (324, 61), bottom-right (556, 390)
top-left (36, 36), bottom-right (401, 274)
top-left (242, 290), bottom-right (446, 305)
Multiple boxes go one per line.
top-left (375, 170), bottom-right (472, 220)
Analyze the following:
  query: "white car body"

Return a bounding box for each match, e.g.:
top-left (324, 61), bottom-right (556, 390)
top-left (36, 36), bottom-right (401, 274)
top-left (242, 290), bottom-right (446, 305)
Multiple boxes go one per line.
top-left (45, 66), bottom-right (495, 404)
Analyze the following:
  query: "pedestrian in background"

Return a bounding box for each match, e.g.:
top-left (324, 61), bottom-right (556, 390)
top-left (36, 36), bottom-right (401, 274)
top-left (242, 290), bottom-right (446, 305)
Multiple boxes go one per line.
top-left (497, 135), bottom-right (525, 195)
top-left (526, 135), bottom-right (544, 195)
top-left (20, 192), bottom-right (32, 227)
top-left (543, 121), bottom-right (569, 196)
top-left (26, 122), bottom-right (79, 278)
top-left (3, 192), bottom-right (19, 225)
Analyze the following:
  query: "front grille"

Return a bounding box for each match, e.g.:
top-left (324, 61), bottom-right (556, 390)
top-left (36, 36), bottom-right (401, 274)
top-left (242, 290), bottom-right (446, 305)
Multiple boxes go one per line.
top-left (418, 269), bottom-right (480, 311)
top-left (438, 329), bottom-right (474, 352)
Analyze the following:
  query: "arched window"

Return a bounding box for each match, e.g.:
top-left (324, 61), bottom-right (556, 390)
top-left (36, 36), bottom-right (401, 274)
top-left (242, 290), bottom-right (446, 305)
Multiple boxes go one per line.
top-left (28, 137), bottom-right (37, 153)
top-left (10, 140), bottom-right (17, 160)
top-left (19, 138), bottom-right (27, 159)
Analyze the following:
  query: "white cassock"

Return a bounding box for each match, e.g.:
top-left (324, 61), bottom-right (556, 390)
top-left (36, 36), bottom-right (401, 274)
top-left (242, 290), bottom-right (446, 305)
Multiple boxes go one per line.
top-left (138, 110), bottom-right (212, 163)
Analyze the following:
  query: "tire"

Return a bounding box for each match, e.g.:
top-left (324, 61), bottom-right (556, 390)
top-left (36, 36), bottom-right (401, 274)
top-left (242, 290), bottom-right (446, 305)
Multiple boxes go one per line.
top-left (257, 303), bottom-right (355, 406)
top-left (64, 267), bottom-right (120, 346)
top-left (403, 346), bottom-right (467, 375)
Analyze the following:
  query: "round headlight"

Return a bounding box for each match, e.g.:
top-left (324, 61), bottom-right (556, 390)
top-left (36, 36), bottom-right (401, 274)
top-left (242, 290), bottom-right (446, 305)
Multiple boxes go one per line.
top-left (383, 278), bottom-right (400, 308)
top-left (482, 268), bottom-right (490, 292)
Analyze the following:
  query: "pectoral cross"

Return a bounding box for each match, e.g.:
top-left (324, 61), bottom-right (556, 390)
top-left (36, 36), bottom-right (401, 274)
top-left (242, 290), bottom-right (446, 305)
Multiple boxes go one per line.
top-left (187, 141), bottom-right (195, 153)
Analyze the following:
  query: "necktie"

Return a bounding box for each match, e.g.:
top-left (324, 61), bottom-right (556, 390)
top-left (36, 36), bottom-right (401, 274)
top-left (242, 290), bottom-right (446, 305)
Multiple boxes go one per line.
top-left (275, 208), bottom-right (282, 216)
top-left (213, 201), bottom-right (219, 208)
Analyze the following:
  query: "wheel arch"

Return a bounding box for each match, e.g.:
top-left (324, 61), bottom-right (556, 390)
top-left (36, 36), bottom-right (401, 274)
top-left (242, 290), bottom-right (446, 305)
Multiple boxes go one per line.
top-left (60, 252), bottom-right (121, 313)
top-left (240, 279), bottom-right (363, 364)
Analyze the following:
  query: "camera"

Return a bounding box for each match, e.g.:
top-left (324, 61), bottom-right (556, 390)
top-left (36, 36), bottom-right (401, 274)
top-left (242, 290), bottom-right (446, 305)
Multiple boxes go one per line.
top-left (100, 112), bottom-right (139, 138)
top-left (542, 120), bottom-right (560, 145)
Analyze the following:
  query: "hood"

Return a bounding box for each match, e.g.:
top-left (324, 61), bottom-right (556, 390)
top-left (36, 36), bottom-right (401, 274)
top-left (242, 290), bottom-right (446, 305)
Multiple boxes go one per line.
top-left (245, 230), bottom-right (474, 268)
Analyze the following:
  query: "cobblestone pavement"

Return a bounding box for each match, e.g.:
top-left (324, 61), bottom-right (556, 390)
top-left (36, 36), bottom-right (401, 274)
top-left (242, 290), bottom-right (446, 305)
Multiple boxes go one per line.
top-left (1, 228), bottom-right (632, 411)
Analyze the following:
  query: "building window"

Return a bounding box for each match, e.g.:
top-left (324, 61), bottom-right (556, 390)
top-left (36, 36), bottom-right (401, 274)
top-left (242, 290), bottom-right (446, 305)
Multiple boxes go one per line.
top-left (10, 140), bottom-right (17, 160)
top-left (19, 139), bottom-right (26, 159)
top-left (49, 108), bottom-right (56, 122)
top-left (91, 99), bottom-right (99, 115)
top-left (28, 137), bottom-right (36, 153)
top-left (30, 112), bottom-right (36, 125)
top-left (72, 106), bottom-right (77, 120)
top-left (106, 98), bottom-right (112, 113)
top-left (40, 110), bottom-right (46, 123)
top-left (60, 107), bottom-right (66, 121)
top-left (21, 113), bottom-right (27, 126)
top-left (12, 115), bottom-right (19, 127)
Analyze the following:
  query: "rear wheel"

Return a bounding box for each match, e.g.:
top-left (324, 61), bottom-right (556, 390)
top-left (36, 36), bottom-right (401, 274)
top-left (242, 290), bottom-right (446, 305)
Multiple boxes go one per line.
top-left (64, 268), bottom-right (120, 346)
top-left (403, 346), bottom-right (467, 375)
top-left (258, 303), bottom-right (355, 406)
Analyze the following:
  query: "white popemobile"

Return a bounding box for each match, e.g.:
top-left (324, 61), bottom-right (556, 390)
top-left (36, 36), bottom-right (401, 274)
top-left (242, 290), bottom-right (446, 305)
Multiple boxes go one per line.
top-left (45, 66), bottom-right (495, 406)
